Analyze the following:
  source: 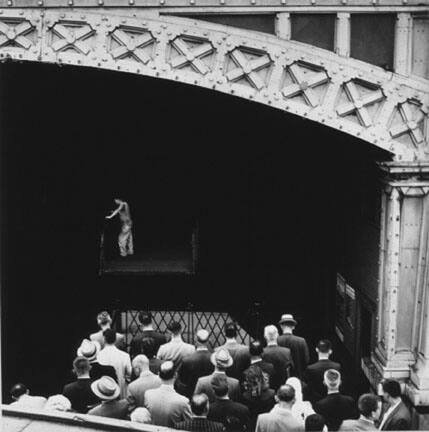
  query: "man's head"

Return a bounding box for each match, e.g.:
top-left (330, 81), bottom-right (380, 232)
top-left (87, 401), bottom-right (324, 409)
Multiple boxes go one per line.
top-left (97, 311), bottom-right (112, 328)
top-left (159, 360), bottom-right (176, 382)
top-left (191, 393), bottom-right (209, 417)
top-left (211, 348), bottom-right (233, 372)
top-left (382, 379), bottom-right (402, 405)
top-left (167, 320), bottom-right (182, 336)
top-left (73, 356), bottom-right (91, 377)
top-left (276, 384), bottom-right (295, 407)
top-left (138, 311), bottom-right (152, 327)
top-left (324, 369), bottom-right (341, 392)
top-left (316, 339), bottom-right (332, 358)
top-left (211, 373), bottom-right (229, 398)
top-left (196, 329), bottom-right (209, 346)
top-left (103, 328), bottom-right (116, 345)
top-left (132, 355), bottom-right (150, 376)
top-left (278, 314), bottom-right (297, 331)
top-left (141, 337), bottom-right (157, 359)
top-left (249, 340), bottom-right (264, 358)
top-left (264, 325), bottom-right (279, 343)
top-left (10, 383), bottom-right (28, 401)
top-left (358, 393), bottom-right (382, 421)
top-left (305, 414), bottom-right (326, 431)
top-left (224, 322), bottom-right (238, 339)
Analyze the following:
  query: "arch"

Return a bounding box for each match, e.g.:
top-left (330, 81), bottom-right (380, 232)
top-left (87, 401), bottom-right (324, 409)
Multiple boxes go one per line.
top-left (0, 9), bottom-right (427, 161)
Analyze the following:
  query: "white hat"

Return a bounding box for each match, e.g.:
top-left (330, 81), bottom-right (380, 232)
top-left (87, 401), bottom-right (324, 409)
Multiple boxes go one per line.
top-left (279, 314), bottom-right (297, 326)
top-left (77, 339), bottom-right (100, 363)
top-left (131, 407), bottom-right (152, 423)
top-left (211, 348), bottom-right (233, 368)
top-left (91, 376), bottom-right (120, 401)
top-left (196, 329), bottom-right (209, 343)
top-left (45, 395), bottom-right (72, 412)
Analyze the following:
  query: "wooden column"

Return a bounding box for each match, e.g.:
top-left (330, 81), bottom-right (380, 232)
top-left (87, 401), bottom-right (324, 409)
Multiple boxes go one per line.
top-left (394, 13), bottom-right (412, 76)
top-left (365, 162), bottom-right (429, 401)
top-left (275, 12), bottom-right (291, 40)
top-left (335, 13), bottom-right (351, 57)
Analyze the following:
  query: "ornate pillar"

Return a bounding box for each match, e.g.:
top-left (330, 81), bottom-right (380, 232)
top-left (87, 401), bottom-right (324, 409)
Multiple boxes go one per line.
top-left (334, 13), bottom-right (351, 57)
top-left (365, 162), bottom-right (429, 401)
top-left (394, 13), bottom-right (412, 76)
top-left (275, 13), bottom-right (291, 40)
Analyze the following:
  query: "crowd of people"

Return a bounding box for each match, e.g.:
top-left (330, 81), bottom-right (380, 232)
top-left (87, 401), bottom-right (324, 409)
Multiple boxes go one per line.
top-left (8, 311), bottom-right (413, 431)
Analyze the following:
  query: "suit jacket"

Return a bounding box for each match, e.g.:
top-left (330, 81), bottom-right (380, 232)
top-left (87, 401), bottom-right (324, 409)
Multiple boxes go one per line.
top-left (150, 357), bottom-right (163, 375)
top-left (195, 372), bottom-right (241, 403)
top-left (98, 345), bottom-right (132, 399)
top-left (63, 378), bottom-right (99, 413)
top-left (157, 337), bottom-right (196, 370)
top-left (208, 398), bottom-right (251, 430)
top-left (262, 345), bottom-right (294, 390)
top-left (90, 330), bottom-right (126, 351)
top-left (243, 360), bottom-right (275, 390)
top-left (10, 394), bottom-right (47, 410)
top-left (90, 361), bottom-right (117, 382)
top-left (277, 334), bottom-right (310, 379)
top-left (218, 341), bottom-right (251, 381)
top-left (177, 348), bottom-right (214, 397)
top-left (303, 359), bottom-right (341, 402)
top-left (339, 417), bottom-right (378, 431)
top-left (175, 417), bottom-right (226, 431)
top-left (314, 392), bottom-right (357, 431)
top-left (241, 389), bottom-right (276, 430)
top-left (127, 370), bottom-right (162, 410)
top-left (145, 383), bottom-right (192, 427)
top-left (379, 401), bottom-right (411, 431)
top-left (87, 399), bottom-right (129, 419)
top-left (255, 406), bottom-right (305, 432)
top-left (130, 329), bottom-right (168, 358)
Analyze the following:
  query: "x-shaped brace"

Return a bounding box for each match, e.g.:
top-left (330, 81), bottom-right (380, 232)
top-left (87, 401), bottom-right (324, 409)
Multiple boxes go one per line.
top-left (281, 63), bottom-right (329, 107)
top-left (226, 49), bottom-right (271, 90)
top-left (170, 38), bottom-right (214, 75)
top-left (0, 20), bottom-right (34, 49)
top-left (51, 23), bottom-right (94, 55)
top-left (390, 102), bottom-right (425, 145)
top-left (337, 81), bottom-right (384, 127)
top-left (111, 29), bottom-right (154, 64)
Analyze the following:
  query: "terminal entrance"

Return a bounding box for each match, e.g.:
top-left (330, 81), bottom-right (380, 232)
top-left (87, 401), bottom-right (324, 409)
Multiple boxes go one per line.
top-left (1, 61), bottom-right (389, 399)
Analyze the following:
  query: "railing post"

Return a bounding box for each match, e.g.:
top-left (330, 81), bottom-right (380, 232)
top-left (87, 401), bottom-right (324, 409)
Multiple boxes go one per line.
top-left (394, 13), bottom-right (412, 76)
top-left (335, 13), bottom-right (351, 57)
top-left (275, 12), bottom-right (291, 40)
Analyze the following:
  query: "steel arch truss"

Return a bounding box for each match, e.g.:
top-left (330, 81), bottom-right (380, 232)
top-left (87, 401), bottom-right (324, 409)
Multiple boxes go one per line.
top-left (0, 10), bottom-right (428, 161)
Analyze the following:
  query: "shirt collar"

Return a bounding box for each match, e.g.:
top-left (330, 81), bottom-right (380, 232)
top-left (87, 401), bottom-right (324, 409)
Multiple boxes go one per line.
top-left (359, 415), bottom-right (374, 425)
top-left (251, 358), bottom-right (262, 364)
top-left (196, 347), bottom-right (208, 351)
top-left (267, 342), bottom-right (278, 346)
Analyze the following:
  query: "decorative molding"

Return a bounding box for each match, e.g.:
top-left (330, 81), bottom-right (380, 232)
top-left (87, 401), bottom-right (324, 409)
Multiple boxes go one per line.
top-left (0, 10), bottom-right (427, 161)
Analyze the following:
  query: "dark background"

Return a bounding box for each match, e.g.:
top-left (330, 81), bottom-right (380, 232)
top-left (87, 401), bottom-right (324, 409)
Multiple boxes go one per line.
top-left (1, 61), bottom-right (389, 400)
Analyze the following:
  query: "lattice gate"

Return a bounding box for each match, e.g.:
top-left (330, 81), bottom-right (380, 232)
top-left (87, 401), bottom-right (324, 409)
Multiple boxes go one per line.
top-left (113, 310), bottom-right (253, 351)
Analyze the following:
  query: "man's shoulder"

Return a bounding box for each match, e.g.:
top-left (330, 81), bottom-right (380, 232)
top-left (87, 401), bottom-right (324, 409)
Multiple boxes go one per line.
top-left (339, 419), bottom-right (368, 431)
top-left (226, 376), bottom-right (240, 385)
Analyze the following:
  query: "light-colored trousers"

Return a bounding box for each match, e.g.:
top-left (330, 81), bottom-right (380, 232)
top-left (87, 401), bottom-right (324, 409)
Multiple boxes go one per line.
top-left (118, 222), bottom-right (134, 256)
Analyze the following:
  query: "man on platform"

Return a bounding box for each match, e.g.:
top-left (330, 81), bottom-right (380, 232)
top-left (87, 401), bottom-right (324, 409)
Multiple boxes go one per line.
top-left (90, 311), bottom-right (126, 351)
top-left (77, 339), bottom-right (117, 382)
top-left (194, 349), bottom-right (241, 403)
top-left (277, 314), bottom-right (310, 380)
top-left (262, 325), bottom-right (294, 390)
top-left (314, 369), bottom-right (357, 431)
top-left (63, 357), bottom-right (98, 413)
top-left (10, 383), bottom-right (47, 410)
top-left (244, 340), bottom-right (275, 389)
top-left (127, 354), bottom-right (162, 411)
top-left (130, 311), bottom-right (167, 358)
top-left (217, 322), bottom-right (250, 381)
top-left (157, 320), bottom-right (195, 370)
top-left (98, 329), bottom-right (132, 398)
top-left (339, 393), bottom-right (382, 431)
top-left (177, 329), bottom-right (214, 397)
top-left (255, 384), bottom-right (304, 432)
top-left (303, 339), bottom-right (340, 402)
top-left (378, 379), bottom-right (411, 431)
top-left (175, 394), bottom-right (225, 431)
top-left (145, 360), bottom-right (192, 427)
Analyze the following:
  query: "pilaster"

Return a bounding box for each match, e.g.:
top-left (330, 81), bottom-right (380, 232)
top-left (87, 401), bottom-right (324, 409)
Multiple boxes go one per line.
top-left (394, 13), bottom-right (412, 76)
top-left (275, 12), bottom-right (291, 40)
top-left (334, 13), bottom-right (351, 57)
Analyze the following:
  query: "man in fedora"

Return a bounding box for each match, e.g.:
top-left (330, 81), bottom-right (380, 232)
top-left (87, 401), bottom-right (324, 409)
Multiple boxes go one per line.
top-left (90, 311), bottom-right (126, 351)
top-left (277, 314), bottom-right (309, 380)
top-left (77, 339), bottom-right (117, 382)
top-left (177, 329), bottom-right (214, 397)
top-left (63, 357), bottom-right (99, 413)
top-left (144, 360), bottom-right (192, 427)
top-left (88, 376), bottom-right (129, 419)
top-left (157, 320), bottom-right (195, 370)
top-left (194, 349), bottom-right (241, 403)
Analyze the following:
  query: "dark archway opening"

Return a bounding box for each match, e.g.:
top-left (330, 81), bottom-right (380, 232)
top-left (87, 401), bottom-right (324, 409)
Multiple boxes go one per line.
top-left (1, 61), bottom-right (389, 400)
